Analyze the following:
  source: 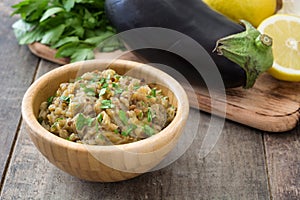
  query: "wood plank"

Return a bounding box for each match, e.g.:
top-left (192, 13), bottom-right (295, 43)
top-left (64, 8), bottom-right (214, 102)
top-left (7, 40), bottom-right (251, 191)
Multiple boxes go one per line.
top-left (264, 128), bottom-right (300, 199)
top-left (0, 0), bottom-right (39, 183)
top-left (1, 59), bottom-right (270, 199)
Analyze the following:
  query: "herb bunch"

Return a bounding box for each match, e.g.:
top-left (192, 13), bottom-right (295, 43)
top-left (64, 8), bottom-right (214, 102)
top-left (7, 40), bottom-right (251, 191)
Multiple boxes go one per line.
top-left (11, 0), bottom-right (123, 62)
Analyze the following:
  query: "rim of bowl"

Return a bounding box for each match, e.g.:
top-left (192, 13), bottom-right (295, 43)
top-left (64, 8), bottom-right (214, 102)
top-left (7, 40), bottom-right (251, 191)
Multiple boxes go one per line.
top-left (22, 59), bottom-right (189, 153)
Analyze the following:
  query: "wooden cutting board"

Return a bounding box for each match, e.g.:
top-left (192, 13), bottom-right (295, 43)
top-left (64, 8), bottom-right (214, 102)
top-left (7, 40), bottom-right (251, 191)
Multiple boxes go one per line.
top-left (28, 43), bottom-right (300, 132)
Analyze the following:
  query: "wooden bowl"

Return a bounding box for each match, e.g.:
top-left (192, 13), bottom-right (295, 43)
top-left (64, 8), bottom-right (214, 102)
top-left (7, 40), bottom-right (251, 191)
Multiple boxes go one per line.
top-left (22, 59), bottom-right (189, 182)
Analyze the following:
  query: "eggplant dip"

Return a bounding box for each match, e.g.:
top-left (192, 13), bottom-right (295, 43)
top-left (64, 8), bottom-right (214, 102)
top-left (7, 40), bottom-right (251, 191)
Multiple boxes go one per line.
top-left (38, 69), bottom-right (176, 145)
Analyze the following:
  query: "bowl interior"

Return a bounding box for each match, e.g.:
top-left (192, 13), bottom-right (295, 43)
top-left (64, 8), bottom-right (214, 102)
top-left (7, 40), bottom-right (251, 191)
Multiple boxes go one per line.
top-left (24, 60), bottom-right (188, 148)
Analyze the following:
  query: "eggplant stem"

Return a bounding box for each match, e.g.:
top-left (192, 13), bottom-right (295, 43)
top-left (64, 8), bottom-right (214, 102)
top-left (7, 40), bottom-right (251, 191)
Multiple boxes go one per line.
top-left (214, 20), bottom-right (274, 89)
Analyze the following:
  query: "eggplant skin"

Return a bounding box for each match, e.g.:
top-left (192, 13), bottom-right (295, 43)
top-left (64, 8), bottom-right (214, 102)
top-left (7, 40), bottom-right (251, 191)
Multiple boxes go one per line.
top-left (105, 0), bottom-right (247, 88)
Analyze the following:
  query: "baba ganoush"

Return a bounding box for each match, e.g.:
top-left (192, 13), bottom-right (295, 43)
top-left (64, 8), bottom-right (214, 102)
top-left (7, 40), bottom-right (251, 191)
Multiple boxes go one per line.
top-left (38, 69), bottom-right (177, 145)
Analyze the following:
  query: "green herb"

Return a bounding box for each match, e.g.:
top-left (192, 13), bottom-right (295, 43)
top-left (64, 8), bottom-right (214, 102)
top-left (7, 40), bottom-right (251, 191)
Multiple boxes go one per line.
top-left (118, 110), bottom-right (128, 125)
top-left (100, 100), bottom-right (114, 109)
top-left (121, 124), bottom-right (137, 136)
top-left (114, 129), bottom-right (119, 134)
top-left (102, 83), bottom-right (109, 88)
top-left (144, 125), bottom-right (155, 136)
top-left (75, 113), bottom-right (94, 131)
top-left (95, 123), bottom-right (99, 132)
top-left (11, 0), bottom-right (124, 63)
top-left (121, 131), bottom-right (128, 136)
top-left (50, 122), bottom-right (58, 130)
top-left (99, 78), bottom-right (106, 85)
top-left (97, 113), bottom-right (103, 123)
top-left (133, 84), bottom-right (141, 90)
top-left (84, 87), bottom-right (96, 96)
top-left (99, 88), bottom-right (106, 96)
top-left (55, 117), bottom-right (64, 122)
top-left (112, 82), bottom-right (123, 94)
top-left (138, 111), bottom-right (143, 119)
top-left (90, 75), bottom-right (100, 83)
top-left (115, 88), bottom-right (123, 94)
top-left (75, 77), bottom-right (82, 81)
top-left (114, 75), bottom-right (121, 80)
top-left (147, 109), bottom-right (152, 122)
top-left (151, 88), bottom-right (157, 97)
top-left (80, 83), bottom-right (86, 88)
top-left (47, 96), bottom-right (54, 106)
top-left (60, 96), bottom-right (70, 103)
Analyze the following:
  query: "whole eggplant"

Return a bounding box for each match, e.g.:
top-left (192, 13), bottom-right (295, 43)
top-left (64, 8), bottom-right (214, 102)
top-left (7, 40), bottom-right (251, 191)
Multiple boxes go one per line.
top-left (105, 0), bottom-right (273, 88)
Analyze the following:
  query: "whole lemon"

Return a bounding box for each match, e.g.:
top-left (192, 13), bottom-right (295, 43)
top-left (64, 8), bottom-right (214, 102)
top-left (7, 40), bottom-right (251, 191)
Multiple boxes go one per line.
top-left (203, 0), bottom-right (277, 27)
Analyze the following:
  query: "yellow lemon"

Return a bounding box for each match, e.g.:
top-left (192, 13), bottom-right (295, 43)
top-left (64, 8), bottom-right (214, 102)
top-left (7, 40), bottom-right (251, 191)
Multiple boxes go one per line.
top-left (258, 14), bottom-right (300, 81)
top-left (203, 0), bottom-right (277, 27)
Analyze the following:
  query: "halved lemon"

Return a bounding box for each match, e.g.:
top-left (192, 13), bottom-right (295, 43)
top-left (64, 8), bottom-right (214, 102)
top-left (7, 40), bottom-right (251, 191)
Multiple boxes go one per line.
top-left (258, 14), bottom-right (300, 81)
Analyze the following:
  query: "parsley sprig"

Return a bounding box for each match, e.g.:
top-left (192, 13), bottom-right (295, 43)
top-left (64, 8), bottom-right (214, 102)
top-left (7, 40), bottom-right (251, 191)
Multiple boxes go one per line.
top-left (11, 0), bottom-right (124, 63)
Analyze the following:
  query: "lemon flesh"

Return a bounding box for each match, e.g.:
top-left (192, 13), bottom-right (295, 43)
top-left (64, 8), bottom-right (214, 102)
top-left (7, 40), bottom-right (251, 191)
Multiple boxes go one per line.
top-left (203, 0), bottom-right (277, 27)
top-left (258, 14), bottom-right (300, 81)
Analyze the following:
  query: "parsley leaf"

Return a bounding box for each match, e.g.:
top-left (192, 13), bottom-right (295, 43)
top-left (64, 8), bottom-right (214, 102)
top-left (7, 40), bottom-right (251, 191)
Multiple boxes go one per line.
top-left (60, 95), bottom-right (70, 103)
top-left (11, 0), bottom-right (123, 63)
top-left (147, 108), bottom-right (152, 122)
top-left (100, 100), bottom-right (114, 109)
top-left (144, 125), bottom-right (155, 136)
top-left (75, 113), bottom-right (94, 131)
top-left (118, 110), bottom-right (128, 125)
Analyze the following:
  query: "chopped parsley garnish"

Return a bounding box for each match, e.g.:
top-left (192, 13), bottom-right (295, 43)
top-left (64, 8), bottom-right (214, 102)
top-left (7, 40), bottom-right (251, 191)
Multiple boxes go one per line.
top-left (147, 108), bottom-right (152, 122)
top-left (112, 83), bottom-right (123, 94)
top-left (60, 96), bottom-right (70, 103)
top-left (144, 125), bottom-right (155, 136)
top-left (102, 83), bottom-right (109, 88)
top-left (84, 87), bottom-right (96, 96)
top-left (99, 78), bottom-right (106, 85)
top-left (76, 113), bottom-right (94, 131)
top-left (100, 100), bottom-right (114, 109)
top-left (55, 117), bottom-right (64, 122)
top-left (118, 110), bottom-right (128, 125)
top-left (97, 113), bottom-right (103, 123)
top-left (75, 77), bottom-right (82, 81)
top-left (115, 88), bottom-right (123, 94)
top-left (133, 84), bottom-right (140, 90)
top-left (114, 75), bottom-right (121, 80)
top-left (99, 88), bottom-right (107, 96)
top-left (150, 88), bottom-right (157, 97)
top-left (112, 83), bottom-right (118, 88)
top-left (47, 96), bottom-right (54, 106)
top-left (121, 124), bottom-right (137, 136)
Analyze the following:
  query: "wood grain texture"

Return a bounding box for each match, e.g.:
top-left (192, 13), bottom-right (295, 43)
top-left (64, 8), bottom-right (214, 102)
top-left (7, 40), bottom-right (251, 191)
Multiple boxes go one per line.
top-left (0, 0), bottom-right (39, 182)
top-left (0, 59), bottom-right (270, 199)
top-left (28, 43), bottom-right (300, 132)
top-left (264, 128), bottom-right (300, 200)
top-left (185, 73), bottom-right (300, 132)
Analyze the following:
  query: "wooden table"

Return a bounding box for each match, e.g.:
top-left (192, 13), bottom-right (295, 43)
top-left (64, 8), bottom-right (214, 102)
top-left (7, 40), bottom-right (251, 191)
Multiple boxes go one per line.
top-left (1, 1), bottom-right (299, 199)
